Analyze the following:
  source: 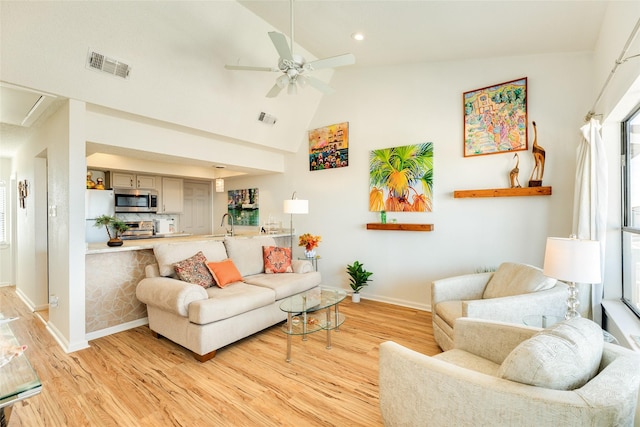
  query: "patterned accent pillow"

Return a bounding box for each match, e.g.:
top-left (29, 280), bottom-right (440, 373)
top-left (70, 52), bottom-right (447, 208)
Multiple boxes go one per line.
top-left (205, 259), bottom-right (243, 288)
top-left (173, 251), bottom-right (214, 288)
top-left (263, 246), bottom-right (293, 274)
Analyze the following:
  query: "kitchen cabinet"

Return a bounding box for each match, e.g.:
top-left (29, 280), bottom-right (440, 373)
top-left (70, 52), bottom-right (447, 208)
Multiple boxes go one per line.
top-left (160, 177), bottom-right (183, 213)
top-left (112, 172), bottom-right (157, 190)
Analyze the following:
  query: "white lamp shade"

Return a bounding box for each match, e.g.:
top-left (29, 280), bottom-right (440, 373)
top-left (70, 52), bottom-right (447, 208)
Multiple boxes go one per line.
top-left (283, 199), bottom-right (308, 214)
top-left (543, 237), bottom-right (601, 283)
top-left (215, 178), bottom-right (224, 193)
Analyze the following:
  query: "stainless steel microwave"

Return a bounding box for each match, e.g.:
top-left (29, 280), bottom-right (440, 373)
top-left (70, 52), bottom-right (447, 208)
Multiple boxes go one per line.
top-left (114, 189), bottom-right (158, 213)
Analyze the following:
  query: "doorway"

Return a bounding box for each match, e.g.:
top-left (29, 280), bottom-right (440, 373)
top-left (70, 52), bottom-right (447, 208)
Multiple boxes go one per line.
top-left (182, 181), bottom-right (211, 235)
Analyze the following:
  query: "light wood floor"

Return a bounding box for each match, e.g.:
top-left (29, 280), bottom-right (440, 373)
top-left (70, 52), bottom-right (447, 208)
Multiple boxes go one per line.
top-left (1, 286), bottom-right (441, 426)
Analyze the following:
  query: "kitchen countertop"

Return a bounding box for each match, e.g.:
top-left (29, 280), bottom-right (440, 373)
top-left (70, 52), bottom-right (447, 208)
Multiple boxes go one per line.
top-left (86, 233), bottom-right (292, 254)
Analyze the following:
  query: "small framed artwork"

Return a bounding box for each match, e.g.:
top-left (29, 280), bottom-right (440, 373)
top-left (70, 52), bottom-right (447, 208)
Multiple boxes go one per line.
top-left (308, 122), bottom-right (349, 170)
top-left (227, 188), bottom-right (259, 226)
top-left (463, 77), bottom-right (528, 157)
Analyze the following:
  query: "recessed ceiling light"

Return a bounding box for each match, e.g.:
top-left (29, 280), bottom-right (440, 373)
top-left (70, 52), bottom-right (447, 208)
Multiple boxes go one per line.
top-left (351, 32), bottom-right (364, 41)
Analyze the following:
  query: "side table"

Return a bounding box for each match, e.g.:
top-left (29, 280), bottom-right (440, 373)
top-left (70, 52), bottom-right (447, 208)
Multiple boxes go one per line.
top-left (298, 256), bottom-right (320, 271)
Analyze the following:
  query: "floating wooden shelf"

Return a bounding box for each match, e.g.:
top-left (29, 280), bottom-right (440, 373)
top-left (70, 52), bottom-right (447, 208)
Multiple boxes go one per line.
top-left (366, 223), bottom-right (434, 232)
top-left (453, 186), bottom-right (552, 198)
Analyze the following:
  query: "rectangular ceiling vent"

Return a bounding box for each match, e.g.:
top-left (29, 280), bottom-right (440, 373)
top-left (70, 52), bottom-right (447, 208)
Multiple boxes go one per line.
top-left (86, 49), bottom-right (131, 79)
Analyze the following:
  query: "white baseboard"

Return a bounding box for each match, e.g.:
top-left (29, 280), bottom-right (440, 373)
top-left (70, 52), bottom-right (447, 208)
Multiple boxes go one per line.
top-left (358, 293), bottom-right (431, 312)
top-left (85, 317), bottom-right (149, 341)
top-left (14, 287), bottom-right (36, 312)
top-left (46, 322), bottom-right (90, 353)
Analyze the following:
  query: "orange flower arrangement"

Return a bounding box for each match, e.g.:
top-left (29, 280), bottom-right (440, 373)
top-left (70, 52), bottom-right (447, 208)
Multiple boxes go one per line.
top-left (298, 233), bottom-right (321, 251)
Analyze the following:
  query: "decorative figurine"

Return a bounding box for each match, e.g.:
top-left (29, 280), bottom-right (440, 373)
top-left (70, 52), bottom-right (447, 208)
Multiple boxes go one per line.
top-left (86, 171), bottom-right (96, 189)
top-left (95, 178), bottom-right (105, 190)
top-left (509, 153), bottom-right (521, 188)
top-left (528, 121), bottom-right (545, 187)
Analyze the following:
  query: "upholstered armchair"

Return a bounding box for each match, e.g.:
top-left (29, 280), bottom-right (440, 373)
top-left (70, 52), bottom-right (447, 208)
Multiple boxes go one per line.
top-left (379, 318), bottom-right (640, 427)
top-left (431, 262), bottom-right (568, 351)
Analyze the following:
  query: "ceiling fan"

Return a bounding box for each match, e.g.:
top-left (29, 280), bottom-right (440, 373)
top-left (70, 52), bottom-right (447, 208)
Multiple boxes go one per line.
top-left (224, 0), bottom-right (355, 98)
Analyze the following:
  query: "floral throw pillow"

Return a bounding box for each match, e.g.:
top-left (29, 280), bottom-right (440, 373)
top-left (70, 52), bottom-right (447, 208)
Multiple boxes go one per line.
top-left (173, 251), bottom-right (214, 288)
top-left (263, 246), bottom-right (293, 274)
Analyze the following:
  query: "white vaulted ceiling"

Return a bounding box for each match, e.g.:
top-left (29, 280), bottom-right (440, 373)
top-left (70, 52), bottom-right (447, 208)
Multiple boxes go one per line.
top-left (0, 0), bottom-right (611, 161)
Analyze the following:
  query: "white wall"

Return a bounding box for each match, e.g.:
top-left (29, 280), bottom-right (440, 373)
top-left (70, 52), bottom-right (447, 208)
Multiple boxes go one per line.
top-left (252, 52), bottom-right (591, 309)
top-left (0, 158), bottom-right (13, 285)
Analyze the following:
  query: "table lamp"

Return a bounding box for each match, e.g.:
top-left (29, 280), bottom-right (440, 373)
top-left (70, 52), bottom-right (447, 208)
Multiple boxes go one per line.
top-left (543, 236), bottom-right (601, 320)
top-left (283, 191), bottom-right (308, 254)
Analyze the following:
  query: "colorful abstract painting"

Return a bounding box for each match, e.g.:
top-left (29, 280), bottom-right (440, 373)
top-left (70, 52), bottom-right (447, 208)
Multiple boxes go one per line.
top-left (369, 143), bottom-right (433, 212)
top-left (463, 77), bottom-right (527, 157)
top-left (227, 188), bottom-right (259, 226)
top-left (308, 122), bottom-right (349, 170)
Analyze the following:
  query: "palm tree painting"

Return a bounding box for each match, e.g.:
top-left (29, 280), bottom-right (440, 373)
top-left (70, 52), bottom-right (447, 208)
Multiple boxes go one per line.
top-left (369, 143), bottom-right (434, 212)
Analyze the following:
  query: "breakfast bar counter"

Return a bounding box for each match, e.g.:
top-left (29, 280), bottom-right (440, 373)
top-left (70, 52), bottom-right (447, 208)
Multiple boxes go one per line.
top-left (86, 232), bottom-right (292, 254)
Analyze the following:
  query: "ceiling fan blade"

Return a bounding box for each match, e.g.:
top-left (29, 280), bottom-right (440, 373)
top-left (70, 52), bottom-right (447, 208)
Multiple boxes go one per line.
top-left (268, 31), bottom-right (293, 61)
top-left (266, 83), bottom-right (285, 98)
top-left (305, 76), bottom-right (335, 95)
top-left (224, 64), bottom-right (279, 72)
top-left (305, 53), bottom-right (355, 71)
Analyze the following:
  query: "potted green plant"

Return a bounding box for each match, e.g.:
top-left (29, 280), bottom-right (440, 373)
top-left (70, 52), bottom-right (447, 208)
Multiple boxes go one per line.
top-left (94, 215), bottom-right (129, 247)
top-left (346, 261), bottom-right (373, 303)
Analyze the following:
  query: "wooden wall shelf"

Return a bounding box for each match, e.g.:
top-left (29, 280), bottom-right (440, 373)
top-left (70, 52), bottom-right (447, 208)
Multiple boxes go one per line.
top-left (366, 223), bottom-right (434, 232)
top-left (453, 186), bottom-right (552, 198)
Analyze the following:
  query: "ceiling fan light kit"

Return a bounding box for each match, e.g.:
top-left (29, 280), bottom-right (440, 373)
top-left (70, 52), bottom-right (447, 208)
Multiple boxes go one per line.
top-left (225, 0), bottom-right (355, 98)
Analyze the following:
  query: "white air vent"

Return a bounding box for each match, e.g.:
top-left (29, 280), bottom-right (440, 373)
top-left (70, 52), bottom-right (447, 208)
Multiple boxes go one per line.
top-left (258, 112), bottom-right (277, 125)
top-left (86, 49), bottom-right (131, 79)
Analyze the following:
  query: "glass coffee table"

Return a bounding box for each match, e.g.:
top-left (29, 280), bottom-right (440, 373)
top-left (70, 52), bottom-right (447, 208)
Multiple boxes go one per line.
top-left (279, 287), bottom-right (346, 362)
top-left (0, 317), bottom-right (42, 427)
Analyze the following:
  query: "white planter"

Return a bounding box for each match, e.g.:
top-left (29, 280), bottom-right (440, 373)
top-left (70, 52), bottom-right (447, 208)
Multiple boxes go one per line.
top-left (352, 292), bottom-right (361, 303)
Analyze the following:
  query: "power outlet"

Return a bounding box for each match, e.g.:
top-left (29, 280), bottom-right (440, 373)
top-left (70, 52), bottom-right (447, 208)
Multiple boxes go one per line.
top-left (49, 295), bottom-right (59, 308)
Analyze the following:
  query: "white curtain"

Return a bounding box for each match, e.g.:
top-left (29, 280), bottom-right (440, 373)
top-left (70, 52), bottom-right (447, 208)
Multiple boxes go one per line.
top-left (572, 118), bottom-right (608, 323)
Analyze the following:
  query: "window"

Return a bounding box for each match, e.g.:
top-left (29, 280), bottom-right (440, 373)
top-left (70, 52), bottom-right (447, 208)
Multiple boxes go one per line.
top-left (0, 180), bottom-right (6, 244)
top-left (622, 106), bottom-right (640, 317)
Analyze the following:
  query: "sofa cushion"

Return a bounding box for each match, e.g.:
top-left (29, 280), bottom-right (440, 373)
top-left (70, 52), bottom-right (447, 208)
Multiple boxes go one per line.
top-left (498, 318), bottom-right (603, 390)
top-left (243, 271), bottom-right (322, 300)
top-left (224, 236), bottom-right (276, 276)
top-left (154, 240), bottom-right (228, 277)
top-left (482, 262), bottom-right (556, 299)
top-left (263, 246), bottom-right (293, 274)
top-left (188, 282), bottom-right (276, 324)
top-left (173, 251), bottom-right (214, 288)
top-left (206, 259), bottom-right (243, 288)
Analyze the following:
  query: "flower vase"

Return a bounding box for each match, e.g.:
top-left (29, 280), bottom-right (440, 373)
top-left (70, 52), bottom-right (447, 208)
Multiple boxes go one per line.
top-left (304, 249), bottom-right (316, 258)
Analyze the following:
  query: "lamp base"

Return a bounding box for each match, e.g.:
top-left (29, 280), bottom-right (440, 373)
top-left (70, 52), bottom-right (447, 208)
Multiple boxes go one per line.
top-left (565, 281), bottom-right (581, 320)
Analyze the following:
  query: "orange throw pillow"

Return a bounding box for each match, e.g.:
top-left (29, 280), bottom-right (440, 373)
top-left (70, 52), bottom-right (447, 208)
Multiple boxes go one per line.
top-left (206, 259), bottom-right (243, 288)
top-left (263, 246), bottom-right (292, 274)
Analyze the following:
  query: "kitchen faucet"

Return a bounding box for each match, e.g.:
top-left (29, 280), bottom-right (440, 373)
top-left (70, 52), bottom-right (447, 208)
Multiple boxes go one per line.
top-left (220, 213), bottom-right (235, 236)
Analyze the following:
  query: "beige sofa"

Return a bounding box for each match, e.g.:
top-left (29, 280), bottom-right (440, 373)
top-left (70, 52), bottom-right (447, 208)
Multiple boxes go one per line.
top-left (431, 262), bottom-right (568, 351)
top-left (136, 236), bottom-right (321, 361)
top-left (380, 318), bottom-right (640, 426)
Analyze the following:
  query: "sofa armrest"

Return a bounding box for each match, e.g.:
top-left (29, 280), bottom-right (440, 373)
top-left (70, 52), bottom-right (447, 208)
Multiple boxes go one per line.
top-left (379, 340), bottom-right (629, 426)
top-left (463, 283), bottom-right (568, 324)
top-left (136, 277), bottom-right (208, 317)
top-left (291, 259), bottom-right (313, 274)
top-left (431, 272), bottom-right (492, 305)
top-left (453, 318), bottom-right (539, 365)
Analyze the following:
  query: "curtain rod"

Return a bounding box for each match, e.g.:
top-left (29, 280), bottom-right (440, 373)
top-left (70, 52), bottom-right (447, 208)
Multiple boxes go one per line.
top-left (585, 17), bottom-right (640, 122)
